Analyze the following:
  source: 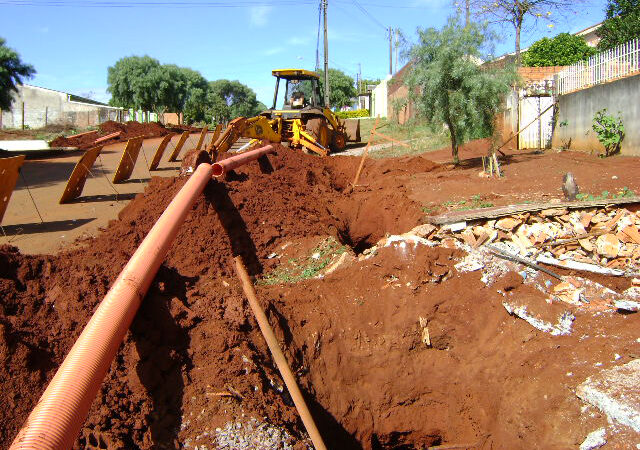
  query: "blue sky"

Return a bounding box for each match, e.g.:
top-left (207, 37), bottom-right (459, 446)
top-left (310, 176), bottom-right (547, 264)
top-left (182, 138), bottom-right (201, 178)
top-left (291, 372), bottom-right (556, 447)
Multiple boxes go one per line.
top-left (1, 0), bottom-right (609, 106)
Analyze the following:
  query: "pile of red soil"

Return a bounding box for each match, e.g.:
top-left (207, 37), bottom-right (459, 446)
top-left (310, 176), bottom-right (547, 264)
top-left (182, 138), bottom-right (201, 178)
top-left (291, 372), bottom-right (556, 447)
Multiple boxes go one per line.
top-left (0, 149), bottom-right (436, 448)
top-left (49, 121), bottom-right (177, 150)
top-left (1, 148), bottom-right (637, 448)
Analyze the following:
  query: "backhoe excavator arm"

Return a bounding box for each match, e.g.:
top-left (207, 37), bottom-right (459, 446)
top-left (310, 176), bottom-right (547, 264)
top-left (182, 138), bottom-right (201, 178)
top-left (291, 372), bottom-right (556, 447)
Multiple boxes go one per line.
top-left (207, 116), bottom-right (282, 161)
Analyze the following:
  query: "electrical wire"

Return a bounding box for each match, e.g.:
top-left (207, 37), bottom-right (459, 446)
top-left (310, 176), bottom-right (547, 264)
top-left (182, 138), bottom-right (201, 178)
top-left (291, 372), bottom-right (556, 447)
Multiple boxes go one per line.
top-left (349, 0), bottom-right (387, 32)
top-left (0, 0), bottom-right (315, 7)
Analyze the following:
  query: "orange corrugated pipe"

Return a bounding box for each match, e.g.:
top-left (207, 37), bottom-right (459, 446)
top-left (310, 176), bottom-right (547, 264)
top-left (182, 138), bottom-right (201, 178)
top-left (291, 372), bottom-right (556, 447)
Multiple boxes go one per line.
top-left (212, 144), bottom-right (275, 177)
top-left (10, 162), bottom-right (215, 450)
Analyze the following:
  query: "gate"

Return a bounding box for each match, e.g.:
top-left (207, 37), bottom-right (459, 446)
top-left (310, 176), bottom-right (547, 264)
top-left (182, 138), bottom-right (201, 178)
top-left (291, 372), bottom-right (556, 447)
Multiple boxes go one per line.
top-left (519, 95), bottom-right (554, 149)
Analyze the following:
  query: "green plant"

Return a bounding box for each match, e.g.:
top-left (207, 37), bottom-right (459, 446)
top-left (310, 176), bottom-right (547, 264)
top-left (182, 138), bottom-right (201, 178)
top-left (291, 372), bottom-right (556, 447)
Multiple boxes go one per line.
top-left (259, 237), bottom-right (348, 285)
top-left (522, 33), bottom-right (596, 67)
top-left (335, 109), bottom-right (370, 119)
top-left (576, 187), bottom-right (635, 201)
top-left (597, 0), bottom-right (640, 51)
top-left (405, 16), bottom-right (518, 164)
top-left (592, 109), bottom-right (625, 156)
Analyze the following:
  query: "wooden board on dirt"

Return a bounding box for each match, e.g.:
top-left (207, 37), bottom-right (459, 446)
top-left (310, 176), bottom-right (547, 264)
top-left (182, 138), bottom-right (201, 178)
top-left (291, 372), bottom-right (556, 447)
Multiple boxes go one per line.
top-left (168, 131), bottom-right (190, 162)
top-left (195, 125), bottom-right (208, 151)
top-left (0, 155), bottom-right (26, 224)
top-left (149, 134), bottom-right (175, 171)
top-left (426, 197), bottom-right (640, 225)
top-left (59, 146), bottom-right (103, 204)
top-left (112, 137), bottom-right (144, 183)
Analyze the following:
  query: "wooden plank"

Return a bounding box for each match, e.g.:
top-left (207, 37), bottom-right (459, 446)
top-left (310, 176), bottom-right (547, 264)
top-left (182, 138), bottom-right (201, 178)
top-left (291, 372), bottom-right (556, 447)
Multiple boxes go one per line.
top-left (195, 125), bottom-right (208, 151)
top-left (59, 146), bottom-right (103, 204)
top-left (112, 136), bottom-right (144, 183)
top-left (94, 131), bottom-right (121, 144)
top-left (426, 196), bottom-right (640, 225)
top-left (149, 133), bottom-right (175, 171)
top-left (167, 131), bottom-right (190, 162)
top-left (0, 155), bottom-right (26, 224)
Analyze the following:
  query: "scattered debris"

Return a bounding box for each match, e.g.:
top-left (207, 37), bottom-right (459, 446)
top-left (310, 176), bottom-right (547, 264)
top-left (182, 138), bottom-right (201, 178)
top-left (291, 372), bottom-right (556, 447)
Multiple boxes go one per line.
top-left (502, 302), bottom-right (575, 336)
top-left (577, 359), bottom-right (640, 432)
top-left (579, 427), bottom-right (607, 450)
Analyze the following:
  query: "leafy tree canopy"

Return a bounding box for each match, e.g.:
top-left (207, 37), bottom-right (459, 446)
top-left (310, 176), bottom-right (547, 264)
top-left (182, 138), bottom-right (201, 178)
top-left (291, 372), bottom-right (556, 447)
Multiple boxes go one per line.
top-left (523, 33), bottom-right (596, 66)
top-left (469, 0), bottom-right (589, 65)
top-left (107, 56), bottom-right (162, 110)
top-left (208, 79), bottom-right (264, 121)
top-left (596, 0), bottom-right (640, 50)
top-left (0, 37), bottom-right (35, 110)
top-left (406, 16), bottom-right (518, 164)
top-left (317, 68), bottom-right (357, 109)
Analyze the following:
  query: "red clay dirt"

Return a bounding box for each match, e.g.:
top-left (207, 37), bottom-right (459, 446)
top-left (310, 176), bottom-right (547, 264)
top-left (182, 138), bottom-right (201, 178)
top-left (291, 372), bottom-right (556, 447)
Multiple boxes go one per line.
top-left (48, 121), bottom-right (189, 150)
top-left (1, 146), bottom-right (639, 449)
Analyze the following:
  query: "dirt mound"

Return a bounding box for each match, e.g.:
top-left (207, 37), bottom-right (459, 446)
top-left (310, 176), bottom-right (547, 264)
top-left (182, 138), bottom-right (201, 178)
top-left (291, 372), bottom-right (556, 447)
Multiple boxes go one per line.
top-left (5, 147), bottom-right (634, 449)
top-left (0, 149), bottom-right (438, 448)
top-left (49, 121), bottom-right (172, 149)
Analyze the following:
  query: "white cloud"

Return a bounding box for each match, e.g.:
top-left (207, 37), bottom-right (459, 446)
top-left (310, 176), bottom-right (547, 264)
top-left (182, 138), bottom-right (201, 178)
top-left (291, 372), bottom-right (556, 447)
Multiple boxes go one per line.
top-left (287, 36), bottom-right (310, 46)
top-left (249, 5), bottom-right (272, 27)
top-left (264, 47), bottom-right (284, 56)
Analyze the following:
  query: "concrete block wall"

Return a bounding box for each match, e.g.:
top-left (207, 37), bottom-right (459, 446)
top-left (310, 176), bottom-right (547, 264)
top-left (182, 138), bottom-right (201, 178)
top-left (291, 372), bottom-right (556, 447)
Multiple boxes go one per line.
top-left (552, 73), bottom-right (640, 156)
top-left (0, 85), bottom-right (121, 129)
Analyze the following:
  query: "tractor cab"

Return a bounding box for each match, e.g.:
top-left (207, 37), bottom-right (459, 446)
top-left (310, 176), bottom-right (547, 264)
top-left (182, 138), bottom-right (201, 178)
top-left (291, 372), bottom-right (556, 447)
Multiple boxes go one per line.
top-left (271, 69), bottom-right (324, 113)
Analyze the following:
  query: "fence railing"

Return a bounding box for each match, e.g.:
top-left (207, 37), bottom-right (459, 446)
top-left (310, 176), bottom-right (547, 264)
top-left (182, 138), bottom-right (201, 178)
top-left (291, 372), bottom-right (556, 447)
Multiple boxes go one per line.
top-left (556, 38), bottom-right (640, 95)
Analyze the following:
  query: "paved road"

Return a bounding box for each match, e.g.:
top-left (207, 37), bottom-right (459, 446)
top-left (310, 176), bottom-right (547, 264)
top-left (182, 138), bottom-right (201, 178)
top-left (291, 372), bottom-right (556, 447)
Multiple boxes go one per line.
top-left (1, 131), bottom-right (214, 254)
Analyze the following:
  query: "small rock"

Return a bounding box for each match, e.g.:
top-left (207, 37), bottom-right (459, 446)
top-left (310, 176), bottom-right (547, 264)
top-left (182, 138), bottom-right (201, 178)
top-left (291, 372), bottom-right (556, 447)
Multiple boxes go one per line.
top-left (614, 299), bottom-right (640, 312)
top-left (495, 217), bottom-right (522, 232)
top-left (579, 428), bottom-right (606, 450)
top-left (596, 234), bottom-right (620, 259)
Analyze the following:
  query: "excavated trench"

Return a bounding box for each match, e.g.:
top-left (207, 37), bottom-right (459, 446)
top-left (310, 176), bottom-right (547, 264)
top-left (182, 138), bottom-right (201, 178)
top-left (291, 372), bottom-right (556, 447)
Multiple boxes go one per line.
top-left (3, 148), bottom-right (621, 449)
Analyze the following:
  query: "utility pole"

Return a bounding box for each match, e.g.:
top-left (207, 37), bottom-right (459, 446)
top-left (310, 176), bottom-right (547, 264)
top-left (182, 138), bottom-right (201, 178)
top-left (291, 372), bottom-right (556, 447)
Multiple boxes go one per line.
top-left (358, 62), bottom-right (362, 93)
top-left (388, 26), bottom-right (393, 75)
top-left (323, 0), bottom-right (330, 107)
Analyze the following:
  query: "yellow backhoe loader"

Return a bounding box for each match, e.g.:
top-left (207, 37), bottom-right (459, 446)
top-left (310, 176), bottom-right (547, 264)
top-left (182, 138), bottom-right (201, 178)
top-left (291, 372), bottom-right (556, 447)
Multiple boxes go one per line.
top-left (208, 69), bottom-right (361, 159)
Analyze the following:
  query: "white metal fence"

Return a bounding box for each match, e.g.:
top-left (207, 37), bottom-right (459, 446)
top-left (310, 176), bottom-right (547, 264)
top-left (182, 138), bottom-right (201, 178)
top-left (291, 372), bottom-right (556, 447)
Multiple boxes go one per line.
top-left (556, 38), bottom-right (640, 95)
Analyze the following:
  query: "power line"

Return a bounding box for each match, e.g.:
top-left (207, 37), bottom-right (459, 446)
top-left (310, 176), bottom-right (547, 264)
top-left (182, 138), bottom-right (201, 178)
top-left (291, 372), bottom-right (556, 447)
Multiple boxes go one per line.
top-left (0, 0), bottom-right (315, 7)
top-left (349, 0), bottom-right (387, 32)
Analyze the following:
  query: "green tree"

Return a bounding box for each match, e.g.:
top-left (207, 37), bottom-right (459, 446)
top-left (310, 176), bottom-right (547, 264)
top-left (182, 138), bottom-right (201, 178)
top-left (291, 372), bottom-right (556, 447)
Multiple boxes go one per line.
top-left (405, 17), bottom-right (518, 164)
top-left (0, 37), bottom-right (35, 110)
top-left (596, 0), bottom-right (640, 50)
top-left (523, 33), bottom-right (596, 66)
top-left (207, 79), bottom-right (263, 120)
top-left (317, 68), bottom-right (356, 108)
top-left (180, 68), bottom-right (210, 124)
top-left (152, 64), bottom-right (188, 116)
top-left (107, 56), bottom-right (161, 111)
top-left (469, 0), bottom-right (588, 65)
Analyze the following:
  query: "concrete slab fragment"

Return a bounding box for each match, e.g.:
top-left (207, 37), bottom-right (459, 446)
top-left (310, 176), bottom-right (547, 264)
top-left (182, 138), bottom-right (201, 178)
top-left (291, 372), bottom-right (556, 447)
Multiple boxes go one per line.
top-left (577, 359), bottom-right (640, 432)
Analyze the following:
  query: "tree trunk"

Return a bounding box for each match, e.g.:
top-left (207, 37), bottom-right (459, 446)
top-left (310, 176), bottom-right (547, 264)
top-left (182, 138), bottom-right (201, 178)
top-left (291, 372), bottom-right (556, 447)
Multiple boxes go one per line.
top-left (465, 0), bottom-right (470, 27)
top-left (446, 118), bottom-right (459, 165)
top-left (515, 22), bottom-right (522, 66)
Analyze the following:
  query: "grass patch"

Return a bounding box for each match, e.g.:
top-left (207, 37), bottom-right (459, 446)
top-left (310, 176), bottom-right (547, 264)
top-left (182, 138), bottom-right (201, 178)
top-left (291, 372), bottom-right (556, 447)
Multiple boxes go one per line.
top-left (440, 195), bottom-right (493, 211)
top-left (358, 118), bottom-right (449, 159)
top-left (259, 237), bottom-right (348, 285)
top-left (575, 187), bottom-right (635, 202)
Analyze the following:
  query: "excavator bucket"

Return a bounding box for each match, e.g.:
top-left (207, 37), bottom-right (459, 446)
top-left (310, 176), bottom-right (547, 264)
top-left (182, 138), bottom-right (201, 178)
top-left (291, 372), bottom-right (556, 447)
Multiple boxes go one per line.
top-left (344, 119), bottom-right (361, 142)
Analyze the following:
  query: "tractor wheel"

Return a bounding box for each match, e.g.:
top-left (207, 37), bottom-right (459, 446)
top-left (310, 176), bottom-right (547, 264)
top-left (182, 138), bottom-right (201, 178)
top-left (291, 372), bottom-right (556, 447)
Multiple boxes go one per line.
top-left (305, 118), bottom-right (331, 149)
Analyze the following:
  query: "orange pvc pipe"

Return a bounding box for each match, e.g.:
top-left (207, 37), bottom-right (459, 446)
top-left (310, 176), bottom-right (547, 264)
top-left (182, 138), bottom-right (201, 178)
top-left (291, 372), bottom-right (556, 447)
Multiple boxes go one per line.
top-left (212, 144), bottom-right (275, 177)
top-left (10, 162), bottom-right (214, 450)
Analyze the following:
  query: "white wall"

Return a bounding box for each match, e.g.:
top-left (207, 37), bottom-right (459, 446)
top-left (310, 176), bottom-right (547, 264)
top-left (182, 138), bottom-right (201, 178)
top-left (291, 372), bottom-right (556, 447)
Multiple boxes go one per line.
top-left (371, 75), bottom-right (392, 118)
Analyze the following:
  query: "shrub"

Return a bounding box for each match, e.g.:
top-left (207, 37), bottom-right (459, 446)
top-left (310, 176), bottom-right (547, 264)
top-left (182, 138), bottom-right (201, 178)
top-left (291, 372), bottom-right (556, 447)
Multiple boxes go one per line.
top-left (592, 109), bottom-right (625, 156)
top-left (523, 33), bottom-right (597, 67)
top-left (335, 109), bottom-right (370, 119)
